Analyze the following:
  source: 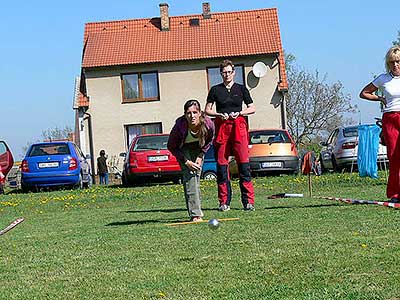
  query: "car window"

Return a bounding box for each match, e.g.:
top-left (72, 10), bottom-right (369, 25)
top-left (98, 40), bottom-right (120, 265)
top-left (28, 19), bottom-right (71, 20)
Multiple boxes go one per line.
top-left (134, 136), bottom-right (168, 151)
top-left (73, 144), bottom-right (84, 158)
top-left (249, 131), bottom-right (290, 144)
top-left (0, 142), bottom-right (7, 155)
top-left (326, 129), bottom-right (339, 144)
top-left (343, 127), bottom-right (358, 138)
top-left (29, 144), bottom-right (71, 156)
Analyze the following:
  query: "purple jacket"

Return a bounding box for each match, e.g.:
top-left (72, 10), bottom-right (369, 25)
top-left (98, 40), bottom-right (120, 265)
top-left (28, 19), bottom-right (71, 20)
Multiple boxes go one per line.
top-left (167, 114), bottom-right (215, 163)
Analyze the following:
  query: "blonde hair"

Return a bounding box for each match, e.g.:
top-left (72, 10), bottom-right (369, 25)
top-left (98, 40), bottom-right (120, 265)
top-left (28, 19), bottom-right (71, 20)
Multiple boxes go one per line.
top-left (385, 45), bottom-right (400, 72)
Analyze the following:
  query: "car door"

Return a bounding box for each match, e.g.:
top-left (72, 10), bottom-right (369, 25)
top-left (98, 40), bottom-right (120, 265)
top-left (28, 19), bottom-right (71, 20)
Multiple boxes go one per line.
top-left (0, 141), bottom-right (14, 181)
top-left (320, 129), bottom-right (339, 169)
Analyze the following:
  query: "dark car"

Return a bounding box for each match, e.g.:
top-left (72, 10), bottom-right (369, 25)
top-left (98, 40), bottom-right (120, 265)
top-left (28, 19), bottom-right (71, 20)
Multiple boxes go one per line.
top-left (122, 134), bottom-right (182, 186)
top-left (201, 145), bottom-right (217, 180)
top-left (0, 141), bottom-right (14, 194)
top-left (21, 142), bottom-right (91, 191)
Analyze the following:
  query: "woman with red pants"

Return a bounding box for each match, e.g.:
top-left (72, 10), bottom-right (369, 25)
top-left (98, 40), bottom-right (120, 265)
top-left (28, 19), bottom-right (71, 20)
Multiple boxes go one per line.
top-left (360, 45), bottom-right (400, 202)
top-left (205, 59), bottom-right (256, 211)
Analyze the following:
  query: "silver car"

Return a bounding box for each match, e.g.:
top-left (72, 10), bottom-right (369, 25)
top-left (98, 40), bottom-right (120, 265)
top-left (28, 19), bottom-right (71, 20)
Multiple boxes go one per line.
top-left (320, 125), bottom-right (388, 172)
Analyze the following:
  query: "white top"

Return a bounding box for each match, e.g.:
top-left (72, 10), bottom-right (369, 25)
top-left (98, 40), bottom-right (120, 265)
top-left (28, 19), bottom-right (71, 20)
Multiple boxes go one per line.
top-left (372, 73), bottom-right (400, 113)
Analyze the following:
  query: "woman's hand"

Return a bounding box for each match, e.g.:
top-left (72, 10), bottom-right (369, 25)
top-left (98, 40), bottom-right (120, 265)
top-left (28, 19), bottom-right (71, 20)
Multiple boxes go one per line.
top-left (185, 160), bottom-right (201, 171)
top-left (218, 113), bottom-right (229, 120)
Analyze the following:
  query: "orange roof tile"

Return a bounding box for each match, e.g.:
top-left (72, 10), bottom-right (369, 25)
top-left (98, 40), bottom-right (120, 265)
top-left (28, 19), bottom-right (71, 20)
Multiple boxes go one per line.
top-left (81, 7), bottom-right (287, 90)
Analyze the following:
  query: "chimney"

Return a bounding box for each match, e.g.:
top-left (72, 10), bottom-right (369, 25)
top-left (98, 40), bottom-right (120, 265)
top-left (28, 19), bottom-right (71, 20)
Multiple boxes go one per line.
top-left (202, 2), bottom-right (211, 19)
top-left (159, 3), bottom-right (170, 31)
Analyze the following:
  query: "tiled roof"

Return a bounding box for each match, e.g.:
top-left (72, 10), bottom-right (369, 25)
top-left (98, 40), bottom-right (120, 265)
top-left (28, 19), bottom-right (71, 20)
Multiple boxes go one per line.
top-left (81, 7), bottom-right (287, 90)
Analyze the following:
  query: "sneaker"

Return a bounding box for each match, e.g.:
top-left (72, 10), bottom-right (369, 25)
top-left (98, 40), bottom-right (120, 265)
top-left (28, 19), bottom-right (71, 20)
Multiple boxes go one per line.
top-left (389, 198), bottom-right (400, 203)
top-left (218, 204), bottom-right (230, 212)
top-left (244, 203), bottom-right (255, 211)
top-left (191, 216), bottom-right (203, 222)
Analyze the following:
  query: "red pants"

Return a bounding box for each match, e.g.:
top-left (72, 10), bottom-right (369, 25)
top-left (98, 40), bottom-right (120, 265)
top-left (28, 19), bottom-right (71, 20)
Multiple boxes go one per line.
top-left (214, 116), bottom-right (254, 207)
top-left (382, 112), bottom-right (400, 199)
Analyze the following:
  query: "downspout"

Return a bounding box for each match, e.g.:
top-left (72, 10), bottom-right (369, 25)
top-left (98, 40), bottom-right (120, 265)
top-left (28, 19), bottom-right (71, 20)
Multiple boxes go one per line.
top-left (275, 52), bottom-right (288, 129)
top-left (83, 112), bottom-right (96, 184)
top-left (280, 91), bottom-right (287, 129)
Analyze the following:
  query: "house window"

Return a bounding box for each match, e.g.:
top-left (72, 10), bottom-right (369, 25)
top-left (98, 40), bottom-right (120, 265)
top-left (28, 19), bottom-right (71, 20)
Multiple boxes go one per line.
top-left (121, 72), bottom-right (159, 103)
top-left (206, 65), bottom-right (244, 89)
top-left (125, 123), bottom-right (162, 147)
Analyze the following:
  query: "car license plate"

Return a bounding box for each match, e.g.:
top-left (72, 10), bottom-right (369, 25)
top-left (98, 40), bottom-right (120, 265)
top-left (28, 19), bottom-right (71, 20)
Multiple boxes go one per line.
top-left (38, 162), bottom-right (59, 168)
top-left (148, 155), bottom-right (168, 162)
top-left (262, 162), bottom-right (282, 168)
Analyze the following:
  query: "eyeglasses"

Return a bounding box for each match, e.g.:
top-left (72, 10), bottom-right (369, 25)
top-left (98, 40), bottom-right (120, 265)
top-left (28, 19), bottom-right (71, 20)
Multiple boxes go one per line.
top-left (220, 70), bottom-right (234, 75)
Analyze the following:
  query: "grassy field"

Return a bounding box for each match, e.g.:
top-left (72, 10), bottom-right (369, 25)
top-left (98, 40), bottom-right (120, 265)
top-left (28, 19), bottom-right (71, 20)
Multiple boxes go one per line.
top-left (1, 173), bottom-right (399, 300)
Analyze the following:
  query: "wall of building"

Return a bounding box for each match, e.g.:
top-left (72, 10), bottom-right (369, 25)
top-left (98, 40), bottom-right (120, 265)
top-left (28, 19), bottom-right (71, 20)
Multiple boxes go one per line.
top-left (81, 55), bottom-right (285, 172)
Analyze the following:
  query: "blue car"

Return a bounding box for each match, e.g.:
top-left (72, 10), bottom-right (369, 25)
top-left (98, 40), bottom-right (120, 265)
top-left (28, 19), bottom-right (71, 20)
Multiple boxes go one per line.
top-left (201, 145), bottom-right (217, 180)
top-left (21, 142), bottom-right (91, 192)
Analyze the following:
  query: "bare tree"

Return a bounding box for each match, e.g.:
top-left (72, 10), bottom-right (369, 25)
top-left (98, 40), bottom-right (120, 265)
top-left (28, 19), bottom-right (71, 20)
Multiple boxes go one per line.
top-left (41, 125), bottom-right (73, 142)
top-left (286, 62), bottom-right (356, 146)
top-left (21, 125), bottom-right (73, 155)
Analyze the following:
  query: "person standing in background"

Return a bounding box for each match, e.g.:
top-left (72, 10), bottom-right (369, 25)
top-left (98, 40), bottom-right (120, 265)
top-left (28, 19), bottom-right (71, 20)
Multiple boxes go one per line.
top-left (97, 150), bottom-right (109, 185)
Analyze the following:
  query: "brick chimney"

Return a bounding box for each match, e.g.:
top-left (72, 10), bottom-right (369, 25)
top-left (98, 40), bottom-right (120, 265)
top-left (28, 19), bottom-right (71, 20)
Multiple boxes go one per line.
top-left (202, 2), bottom-right (211, 19)
top-left (159, 3), bottom-right (170, 31)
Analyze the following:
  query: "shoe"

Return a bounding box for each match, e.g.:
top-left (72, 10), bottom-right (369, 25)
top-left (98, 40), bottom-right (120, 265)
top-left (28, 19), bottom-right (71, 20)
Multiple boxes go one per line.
top-left (244, 203), bottom-right (255, 211)
top-left (389, 198), bottom-right (400, 203)
top-left (191, 216), bottom-right (203, 222)
top-left (218, 204), bottom-right (230, 212)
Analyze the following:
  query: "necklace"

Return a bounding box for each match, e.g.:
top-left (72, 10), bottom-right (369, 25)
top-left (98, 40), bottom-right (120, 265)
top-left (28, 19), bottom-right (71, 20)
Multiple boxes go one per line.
top-left (190, 129), bottom-right (199, 136)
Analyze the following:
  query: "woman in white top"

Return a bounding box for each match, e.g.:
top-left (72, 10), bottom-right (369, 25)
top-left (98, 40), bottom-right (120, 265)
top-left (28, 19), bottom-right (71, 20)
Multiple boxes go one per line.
top-left (360, 45), bottom-right (400, 202)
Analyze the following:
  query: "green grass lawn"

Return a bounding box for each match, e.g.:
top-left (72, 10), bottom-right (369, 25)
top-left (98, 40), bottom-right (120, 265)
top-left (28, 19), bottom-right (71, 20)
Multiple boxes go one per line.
top-left (1, 173), bottom-right (399, 300)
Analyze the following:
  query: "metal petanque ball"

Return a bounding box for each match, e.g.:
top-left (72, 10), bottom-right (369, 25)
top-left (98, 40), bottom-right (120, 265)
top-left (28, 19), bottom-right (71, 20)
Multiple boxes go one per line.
top-left (208, 218), bottom-right (220, 230)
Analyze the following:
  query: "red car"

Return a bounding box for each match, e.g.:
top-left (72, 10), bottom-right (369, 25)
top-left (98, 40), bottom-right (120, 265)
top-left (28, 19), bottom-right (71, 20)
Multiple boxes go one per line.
top-left (0, 141), bottom-right (14, 194)
top-left (121, 134), bottom-right (182, 186)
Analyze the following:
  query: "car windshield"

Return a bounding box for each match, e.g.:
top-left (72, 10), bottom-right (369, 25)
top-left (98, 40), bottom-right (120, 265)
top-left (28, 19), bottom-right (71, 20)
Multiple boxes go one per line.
top-left (343, 127), bottom-right (358, 138)
top-left (134, 136), bottom-right (168, 151)
top-left (249, 131), bottom-right (290, 144)
top-left (29, 144), bottom-right (71, 156)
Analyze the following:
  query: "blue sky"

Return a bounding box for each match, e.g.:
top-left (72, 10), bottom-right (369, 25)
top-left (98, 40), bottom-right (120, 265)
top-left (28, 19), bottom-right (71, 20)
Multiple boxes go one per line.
top-left (1, 0), bottom-right (398, 159)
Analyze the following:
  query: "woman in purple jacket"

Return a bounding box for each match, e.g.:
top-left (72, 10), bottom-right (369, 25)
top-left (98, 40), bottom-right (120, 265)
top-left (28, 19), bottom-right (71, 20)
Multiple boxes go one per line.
top-left (168, 99), bottom-right (215, 221)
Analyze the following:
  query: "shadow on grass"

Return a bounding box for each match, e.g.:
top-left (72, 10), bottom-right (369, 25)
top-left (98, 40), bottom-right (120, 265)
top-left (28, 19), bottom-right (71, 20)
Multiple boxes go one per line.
top-left (264, 203), bottom-right (340, 210)
top-left (106, 218), bottom-right (182, 226)
top-left (125, 207), bottom-right (218, 213)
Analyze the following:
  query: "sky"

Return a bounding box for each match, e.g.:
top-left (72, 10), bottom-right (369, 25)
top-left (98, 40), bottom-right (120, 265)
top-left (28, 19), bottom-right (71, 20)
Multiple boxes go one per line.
top-left (1, 0), bottom-right (398, 160)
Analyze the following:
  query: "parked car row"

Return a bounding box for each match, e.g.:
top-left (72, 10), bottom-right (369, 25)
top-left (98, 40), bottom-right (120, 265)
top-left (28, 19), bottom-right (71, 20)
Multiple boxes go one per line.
top-left (120, 129), bottom-right (300, 186)
top-left (5, 124), bottom-right (386, 192)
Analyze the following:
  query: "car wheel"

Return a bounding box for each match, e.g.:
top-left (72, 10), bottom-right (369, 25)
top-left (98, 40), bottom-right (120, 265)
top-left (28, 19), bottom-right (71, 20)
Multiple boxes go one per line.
top-left (332, 156), bottom-right (342, 172)
top-left (203, 171), bottom-right (217, 180)
top-left (21, 182), bottom-right (30, 193)
top-left (75, 174), bottom-right (83, 189)
top-left (122, 172), bottom-right (130, 187)
top-left (172, 177), bottom-right (182, 184)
